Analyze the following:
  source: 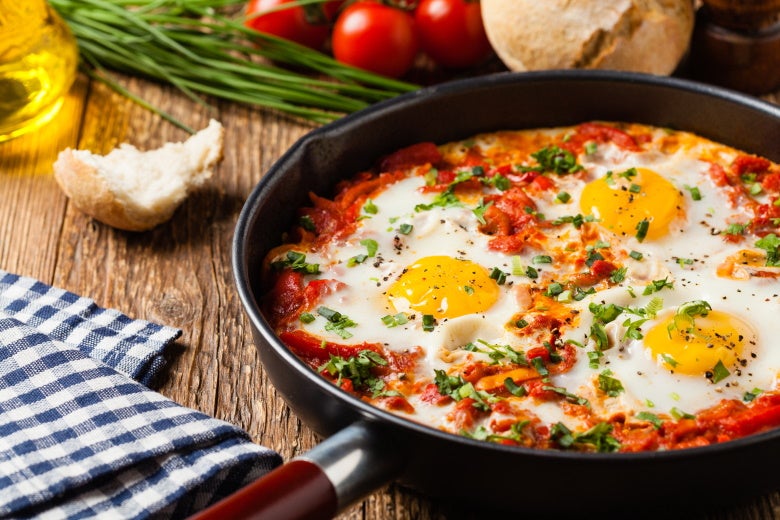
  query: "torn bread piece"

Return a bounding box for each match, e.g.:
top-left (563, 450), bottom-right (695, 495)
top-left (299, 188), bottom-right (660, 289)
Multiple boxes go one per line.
top-left (53, 119), bottom-right (224, 232)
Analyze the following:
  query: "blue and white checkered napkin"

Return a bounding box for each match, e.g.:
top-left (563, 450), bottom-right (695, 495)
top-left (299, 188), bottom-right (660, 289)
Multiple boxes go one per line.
top-left (0, 270), bottom-right (282, 519)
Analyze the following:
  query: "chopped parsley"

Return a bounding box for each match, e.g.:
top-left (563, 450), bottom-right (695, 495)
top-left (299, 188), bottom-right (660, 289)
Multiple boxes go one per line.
top-left (318, 307), bottom-right (357, 339)
top-left (636, 411), bottom-right (663, 429)
top-left (667, 300), bottom-right (711, 337)
top-left (598, 370), bottom-right (625, 397)
top-left (347, 238), bottom-right (379, 267)
top-left (318, 350), bottom-right (390, 397)
top-left (755, 233), bottom-right (780, 266)
top-left (433, 369), bottom-right (493, 411)
top-left (629, 250), bottom-right (644, 261)
top-left (643, 277), bottom-right (673, 295)
top-left (271, 251), bottom-right (320, 275)
top-left (550, 422), bottom-right (620, 452)
top-left (397, 223), bottom-right (414, 235)
top-left (473, 199), bottom-right (493, 224)
top-left (299, 312), bottom-right (315, 324)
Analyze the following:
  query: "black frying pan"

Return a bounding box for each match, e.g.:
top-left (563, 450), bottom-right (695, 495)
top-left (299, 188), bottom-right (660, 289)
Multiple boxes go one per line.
top-left (195, 71), bottom-right (780, 520)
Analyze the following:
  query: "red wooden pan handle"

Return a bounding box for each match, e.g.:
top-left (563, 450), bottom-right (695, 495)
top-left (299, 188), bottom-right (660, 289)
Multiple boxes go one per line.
top-left (189, 459), bottom-right (337, 520)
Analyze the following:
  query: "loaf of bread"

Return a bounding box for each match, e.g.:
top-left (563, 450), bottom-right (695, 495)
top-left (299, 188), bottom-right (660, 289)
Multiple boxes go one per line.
top-left (53, 119), bottom-right (224, 232)
top-left (481, 0), bottom-right (695, 75)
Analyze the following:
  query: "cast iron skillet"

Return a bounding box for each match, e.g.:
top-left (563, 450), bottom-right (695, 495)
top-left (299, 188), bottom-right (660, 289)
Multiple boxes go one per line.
top-left (196, 71), bottom-right (780, 519)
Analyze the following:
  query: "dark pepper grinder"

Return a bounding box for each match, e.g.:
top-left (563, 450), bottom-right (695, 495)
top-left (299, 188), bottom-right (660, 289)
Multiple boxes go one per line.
top-left (688, 0), bottom-right (780, 94)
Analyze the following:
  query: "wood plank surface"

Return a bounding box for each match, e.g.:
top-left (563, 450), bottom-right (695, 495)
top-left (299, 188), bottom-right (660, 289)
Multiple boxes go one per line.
top-left (1, 67), bottom-right (779, 520)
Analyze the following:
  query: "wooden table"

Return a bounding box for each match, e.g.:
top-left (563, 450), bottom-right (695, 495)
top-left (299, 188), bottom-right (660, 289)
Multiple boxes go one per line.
top-left (1, 70), bottom-right (779, 519)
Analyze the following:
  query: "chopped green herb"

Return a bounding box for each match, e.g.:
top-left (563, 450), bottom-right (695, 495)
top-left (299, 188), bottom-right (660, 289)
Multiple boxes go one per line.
top-left (381, 313), bottom-right (408, 328)
top-left (318, 307), bottom-right (357, 339)
top-left (318, 350), bottom-right (388, 396)
top-left (525, 266), bottom-right (539, 279)
top-left (544, 282), bottom-right (564, 297)
top-left (299, 312), bottom-right (315, 324)
top-left (556, 191), bottom-right (571, 203)
top-left (433, 369), bottom-right (492, 411)
top-left (589, 302), bottom-right (624, 324)
top-left (524, 146), bottom-right (584, 174)
top-left (756, 233), bottom-right (780, 266)
top-left (464, 285), bottom-right (475, 295)
top-left (504, 378), bottom-right (526, 397)
top-left (661, 354), bottom-right (679, 368)
top-left (363, 199), bottom-right (378, 215)
top-left (490, 267), bottom-right (508, 285)
top-left (635, 218), bottom-right (650, 242)
top-left (397, 223), bottom-right (414, 235)
top-left (587, 350), bottom-right (603, 369)
top-left (473, 199), bottom-right (493, 225)
top-left (709, 360), bottom-right (730, 383)
top-left (636, 411), bottom-right (663, 429)
top-left (643, 277), bottom-right (673, 295)
top-left (589, 323), bottom-right (610, 351)
top-left (271, 251), bottom-right (320, 275)
top-left (629, 250), bottom-right (644, 261)
top-left (511, 256), bottom-right (524, 276)
top-left (550, 422), bottom-right (619, 452)
top-left (722, 223), bottom-right (748, 237)
top-left (598, 370), bottom-right (625, 397)
top-left (670, 407), bottom-right (695, 420)
top-left (543, 385), bottom-right (590, 407)
top-left (610, 267), bottom-right (627, 283)
top-left (584, 142), bottom-right (598, 155)
top-left (629, 183), bottom-right (641, 194)
top-left (299, 215), bottom-right (316, 231)
top-left (515, 318), bottom-right (529, 329)
top-left (743, 388), bottom-right (763, 402)
top-left (684, 185), bottom-right (702, 201)
top-left (667, 300), bottom-right (711, 336)
top-left (533, 255), bottom-right (553, 264)
top-left (422, 314), bottom-right (437, 332)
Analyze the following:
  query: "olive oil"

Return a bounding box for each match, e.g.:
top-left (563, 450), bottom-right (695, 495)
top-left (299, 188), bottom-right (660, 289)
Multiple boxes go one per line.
top-left (0, 1), bottom-right (78, 143)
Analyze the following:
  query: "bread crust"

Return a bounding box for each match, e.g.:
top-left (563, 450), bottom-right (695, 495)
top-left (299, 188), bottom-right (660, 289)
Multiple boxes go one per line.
top-left (53, 120), bottom-right (224, 232)
top-left (481, 0), bottom-right (694, 75)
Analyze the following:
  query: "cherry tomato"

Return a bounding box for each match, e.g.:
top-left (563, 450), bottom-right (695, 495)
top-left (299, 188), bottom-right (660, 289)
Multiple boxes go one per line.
top-left (244, 0), bottom-right (337, 50)
top-left (332, 2), bottom-right (419, 78)
top-left (414, 0), bottom-right (492, 68)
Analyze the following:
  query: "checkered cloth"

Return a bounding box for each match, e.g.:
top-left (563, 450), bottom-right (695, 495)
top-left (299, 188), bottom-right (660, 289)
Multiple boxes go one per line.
top-left (0, 270), bottom-right (282, 519)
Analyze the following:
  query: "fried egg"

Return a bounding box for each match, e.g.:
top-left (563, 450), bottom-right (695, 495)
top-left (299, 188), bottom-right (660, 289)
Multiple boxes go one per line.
top-left (267, 122), bottom-right (780, 450)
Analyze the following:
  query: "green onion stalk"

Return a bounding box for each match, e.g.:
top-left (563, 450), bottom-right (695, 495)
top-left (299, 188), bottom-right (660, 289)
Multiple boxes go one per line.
top-left (50, 0), bottom-right (420, 131)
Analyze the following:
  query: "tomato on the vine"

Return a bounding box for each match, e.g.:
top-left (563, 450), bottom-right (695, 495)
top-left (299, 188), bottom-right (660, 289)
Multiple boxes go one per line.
top-left (414, 0), bottom-right (492, 68)
top-left (332, 2), bottom-right (419, 78)
top-left (245, 0), bottom-right (340, 50)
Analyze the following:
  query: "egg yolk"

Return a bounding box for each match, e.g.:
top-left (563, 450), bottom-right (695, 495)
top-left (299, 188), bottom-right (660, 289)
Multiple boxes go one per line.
top-left (386, 256), bottom-right (499, 319)
top-left (580, 167), bottom-right (683, 240)
top-left (644, 310), bottom-right (752, 376)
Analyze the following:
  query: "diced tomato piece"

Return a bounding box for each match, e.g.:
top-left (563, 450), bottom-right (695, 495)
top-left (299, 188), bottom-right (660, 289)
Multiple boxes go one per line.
top-left (420, 382), bottom-right (451, 405)
top-left (708, 163), bottom-right (731, 186)
top-left (530, 175), bottom-right (555, 191)
top-left (590, 259), bottom-right (617, 279)
top-left (731, 154), bottom-right (771, 176)
top-left (450, 397), bottom-right (480, 430)
top-left (762, 172), bottom-right (780, 192)
top-left (265, 270), bottom-right (305, 326)
top-left (379, 142), bottom-right (442, 172)
top-left (382, 395), bottom-right (415, 413)
top-left (562, 122), bottom-right (640, 153)
top-left (279, 329), bottom-right (382, 364)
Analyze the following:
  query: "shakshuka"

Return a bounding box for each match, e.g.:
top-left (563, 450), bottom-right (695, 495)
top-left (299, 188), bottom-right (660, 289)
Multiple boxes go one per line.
top-left (262, 121), bottom-right (780, 452)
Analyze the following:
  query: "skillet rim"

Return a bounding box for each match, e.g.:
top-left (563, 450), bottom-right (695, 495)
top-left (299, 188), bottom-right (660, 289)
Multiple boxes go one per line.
top-left (233, 69), bottom-right (780, 464)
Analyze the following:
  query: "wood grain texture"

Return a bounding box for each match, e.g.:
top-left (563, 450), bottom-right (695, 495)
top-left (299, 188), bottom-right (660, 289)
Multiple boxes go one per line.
top-left (1, 69), bottom-right (778, 520)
